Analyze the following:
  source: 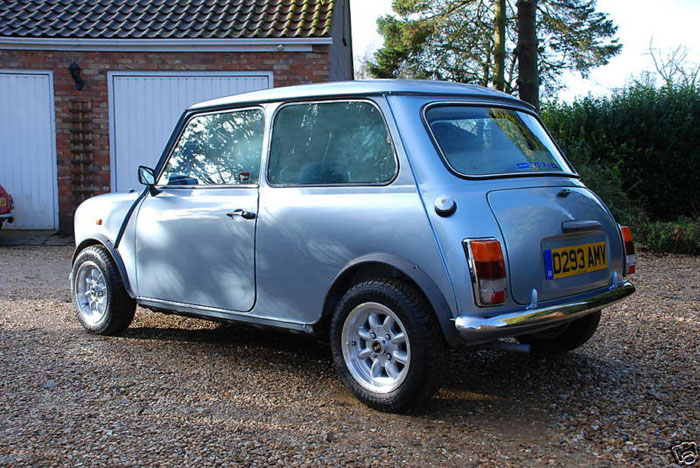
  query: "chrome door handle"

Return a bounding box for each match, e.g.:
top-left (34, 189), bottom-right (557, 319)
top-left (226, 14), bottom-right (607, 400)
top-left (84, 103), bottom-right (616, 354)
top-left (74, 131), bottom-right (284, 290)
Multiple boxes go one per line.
top-left (226, 209), bottom-right (256, 220)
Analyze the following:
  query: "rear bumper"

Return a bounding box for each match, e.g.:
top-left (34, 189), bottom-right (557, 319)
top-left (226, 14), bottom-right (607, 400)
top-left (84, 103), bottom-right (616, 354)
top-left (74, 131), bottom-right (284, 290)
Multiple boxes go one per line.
top-left (0, 212), bottom-right (13, 222)
top-left (454, 280), bottom-right (635, 344)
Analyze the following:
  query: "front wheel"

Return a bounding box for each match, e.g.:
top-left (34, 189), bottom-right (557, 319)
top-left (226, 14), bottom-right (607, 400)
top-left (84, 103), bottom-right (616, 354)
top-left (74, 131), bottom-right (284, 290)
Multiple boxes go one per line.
top-left (71, 245), bottom-right (136, 335)
top-left (330, 279), bottom-right (446, 413)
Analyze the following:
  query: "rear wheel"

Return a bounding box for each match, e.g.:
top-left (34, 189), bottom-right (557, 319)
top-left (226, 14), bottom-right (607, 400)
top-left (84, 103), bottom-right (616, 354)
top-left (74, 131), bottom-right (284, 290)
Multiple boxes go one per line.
top-left (330, 279), bottom-right (446, 413)
top-left (71, 245), bottom-right (136, 335)
top-left (517, 310), bottom-right (601, 355)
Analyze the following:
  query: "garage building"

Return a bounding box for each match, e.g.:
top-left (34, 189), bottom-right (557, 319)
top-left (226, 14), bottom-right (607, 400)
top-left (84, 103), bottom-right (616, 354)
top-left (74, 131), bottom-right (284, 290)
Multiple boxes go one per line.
top-left (0, 0), bottom-right (352, 231)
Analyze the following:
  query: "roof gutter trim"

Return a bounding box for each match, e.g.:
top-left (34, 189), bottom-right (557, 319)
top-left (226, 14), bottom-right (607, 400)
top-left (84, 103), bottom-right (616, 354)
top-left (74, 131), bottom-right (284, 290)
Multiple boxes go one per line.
top-left (188, 91), bottom-right (530, 112)
top-left (0, 36), bottom-right (333, 52)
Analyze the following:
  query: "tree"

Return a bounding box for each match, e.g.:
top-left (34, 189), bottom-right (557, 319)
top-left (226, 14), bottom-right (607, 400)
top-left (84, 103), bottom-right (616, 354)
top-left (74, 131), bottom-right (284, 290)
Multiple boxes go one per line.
top-left (368, 0), bottom-right (622, 102)
top-left (354, 48), bottom-right (375, 80)
top-left (517, 0), bottom-right (538, 107)
top-left (648, 42), bottom-right (700, 88)
top-left (493, 0), bottom-right (507, 90)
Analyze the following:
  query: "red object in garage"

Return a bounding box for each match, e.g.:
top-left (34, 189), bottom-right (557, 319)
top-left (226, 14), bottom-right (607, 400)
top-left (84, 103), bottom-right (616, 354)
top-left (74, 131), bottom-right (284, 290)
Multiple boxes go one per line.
top-left (0, 184), bottom-right (14, 228)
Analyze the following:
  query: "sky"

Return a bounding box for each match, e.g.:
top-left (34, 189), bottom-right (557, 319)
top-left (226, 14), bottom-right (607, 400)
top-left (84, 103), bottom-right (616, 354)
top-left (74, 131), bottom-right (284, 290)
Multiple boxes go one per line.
top-left (349, 0), bottom-right (700, 101)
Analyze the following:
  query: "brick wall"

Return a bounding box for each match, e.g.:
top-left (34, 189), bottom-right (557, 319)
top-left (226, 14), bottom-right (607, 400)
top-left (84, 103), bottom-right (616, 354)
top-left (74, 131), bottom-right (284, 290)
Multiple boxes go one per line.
top-left (0, 46), bottom-right (331, 232)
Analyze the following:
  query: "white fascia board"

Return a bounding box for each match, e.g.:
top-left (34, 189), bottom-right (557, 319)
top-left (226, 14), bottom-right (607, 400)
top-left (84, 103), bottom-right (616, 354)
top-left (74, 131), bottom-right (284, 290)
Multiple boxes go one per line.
top-left (0, 37), bottom-right (333, 52)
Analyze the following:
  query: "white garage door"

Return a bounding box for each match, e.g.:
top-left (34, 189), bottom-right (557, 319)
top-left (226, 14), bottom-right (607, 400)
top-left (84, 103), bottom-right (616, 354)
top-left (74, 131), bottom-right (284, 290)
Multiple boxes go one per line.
top-left (109, 72), bottom-right (272, 192)
top-left (0, 71), bottom-right (57, 229)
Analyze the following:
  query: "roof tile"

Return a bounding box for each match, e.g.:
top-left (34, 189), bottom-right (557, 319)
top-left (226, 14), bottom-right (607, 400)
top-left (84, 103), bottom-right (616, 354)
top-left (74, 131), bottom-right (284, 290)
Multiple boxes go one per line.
top-left (0, 0), bottom-right (335, 39)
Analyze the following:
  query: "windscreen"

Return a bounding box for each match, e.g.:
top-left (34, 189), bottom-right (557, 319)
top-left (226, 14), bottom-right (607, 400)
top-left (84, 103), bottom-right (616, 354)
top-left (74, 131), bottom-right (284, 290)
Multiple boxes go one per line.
top-left (425, 105), bottom-right (574, 176)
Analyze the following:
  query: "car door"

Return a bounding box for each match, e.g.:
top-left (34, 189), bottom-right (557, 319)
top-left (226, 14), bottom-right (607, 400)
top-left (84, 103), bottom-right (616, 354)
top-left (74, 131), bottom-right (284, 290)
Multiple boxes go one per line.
top-left (134, 107), bottom-right (264, 312)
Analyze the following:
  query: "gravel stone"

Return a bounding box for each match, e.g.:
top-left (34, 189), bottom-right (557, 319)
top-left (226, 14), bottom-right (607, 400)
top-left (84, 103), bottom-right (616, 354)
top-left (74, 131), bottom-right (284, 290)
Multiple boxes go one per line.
top-left (0, 245), bottom-right (698, 466)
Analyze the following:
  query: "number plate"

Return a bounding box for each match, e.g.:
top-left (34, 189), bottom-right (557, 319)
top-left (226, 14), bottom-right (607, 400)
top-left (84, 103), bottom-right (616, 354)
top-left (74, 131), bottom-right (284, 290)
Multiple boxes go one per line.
top-left (543, 241), bottom-right (607, 280)
top-left (0, 198), bottom-right (5, 207)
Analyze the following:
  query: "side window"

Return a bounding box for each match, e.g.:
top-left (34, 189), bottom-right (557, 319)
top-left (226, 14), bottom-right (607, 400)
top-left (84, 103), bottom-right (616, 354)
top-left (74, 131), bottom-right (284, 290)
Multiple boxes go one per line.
top-left (158, 108), bottom-right (264, 186)
top-left (268, 101), bottom-right (396, 185)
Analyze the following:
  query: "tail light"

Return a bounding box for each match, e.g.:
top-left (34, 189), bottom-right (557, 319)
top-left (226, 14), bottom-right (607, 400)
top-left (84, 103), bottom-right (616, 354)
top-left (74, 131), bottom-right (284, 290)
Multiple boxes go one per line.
top-left (619, 225), bottom-right (636, 275)
top-left (464, 239), bottom-right (507, 306)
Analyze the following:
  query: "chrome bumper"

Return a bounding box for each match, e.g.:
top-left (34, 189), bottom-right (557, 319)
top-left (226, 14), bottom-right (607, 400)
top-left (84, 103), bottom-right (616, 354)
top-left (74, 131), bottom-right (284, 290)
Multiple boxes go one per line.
top-left (454, 281), bottom-right (635, 343)
top-left (0, 213), bottom-right (12, 220)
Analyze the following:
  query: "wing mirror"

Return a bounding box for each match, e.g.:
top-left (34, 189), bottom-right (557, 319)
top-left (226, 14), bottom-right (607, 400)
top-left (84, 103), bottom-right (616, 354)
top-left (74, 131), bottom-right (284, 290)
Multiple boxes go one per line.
top-left (138, 166), bottom-right (159, 195)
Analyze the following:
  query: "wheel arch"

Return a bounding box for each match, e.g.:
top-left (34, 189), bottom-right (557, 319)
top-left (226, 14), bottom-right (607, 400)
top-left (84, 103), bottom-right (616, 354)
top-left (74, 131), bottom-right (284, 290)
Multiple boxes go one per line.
top-left (73, 234), bottom-right (135, 298)
top-left (318, 254), bottom-right (461, 347)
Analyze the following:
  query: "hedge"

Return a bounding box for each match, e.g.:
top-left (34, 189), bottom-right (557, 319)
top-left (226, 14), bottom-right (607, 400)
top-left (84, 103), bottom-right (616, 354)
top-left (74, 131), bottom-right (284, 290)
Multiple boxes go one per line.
top-left (542, 83), bottom-right (700, 222)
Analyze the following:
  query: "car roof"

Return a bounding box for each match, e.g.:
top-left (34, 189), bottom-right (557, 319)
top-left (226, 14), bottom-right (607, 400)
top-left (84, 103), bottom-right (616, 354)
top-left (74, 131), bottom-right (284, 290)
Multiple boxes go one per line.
top-left (188, 79), bottom-right (532, 111)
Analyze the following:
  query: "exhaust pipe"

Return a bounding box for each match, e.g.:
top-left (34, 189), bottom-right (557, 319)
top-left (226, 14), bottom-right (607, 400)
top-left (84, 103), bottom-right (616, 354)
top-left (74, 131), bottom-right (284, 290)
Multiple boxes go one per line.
top-left (482, 341), bottom-right (532, 353)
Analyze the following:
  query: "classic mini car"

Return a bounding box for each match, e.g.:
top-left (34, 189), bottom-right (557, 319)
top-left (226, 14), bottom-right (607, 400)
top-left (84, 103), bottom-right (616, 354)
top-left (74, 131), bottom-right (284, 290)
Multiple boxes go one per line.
top-left (71, 80), bottom-right (636, 412)
top-left (0, 184), bottom-right (14, 229)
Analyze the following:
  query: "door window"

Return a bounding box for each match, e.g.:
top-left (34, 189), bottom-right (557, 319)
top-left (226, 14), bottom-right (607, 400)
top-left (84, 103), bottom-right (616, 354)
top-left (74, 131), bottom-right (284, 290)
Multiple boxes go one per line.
top-left (158, 108), bottom-right (265, 186)
top-left (268, 101), bottom-right (397, 185)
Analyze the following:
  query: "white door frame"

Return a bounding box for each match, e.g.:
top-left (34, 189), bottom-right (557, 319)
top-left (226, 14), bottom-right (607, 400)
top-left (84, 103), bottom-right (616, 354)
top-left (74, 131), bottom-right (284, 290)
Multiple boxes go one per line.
top-left (107, 71), bottom-right (274, 192)
top-left (0, 69), bottom-right (58, 230)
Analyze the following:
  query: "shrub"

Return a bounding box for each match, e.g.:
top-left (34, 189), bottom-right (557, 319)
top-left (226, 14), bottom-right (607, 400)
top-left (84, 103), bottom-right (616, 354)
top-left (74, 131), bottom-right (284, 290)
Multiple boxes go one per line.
top-left (631, 216), bottom-right (700, 255)
top-left (542, 83), bottom-right (700, 221)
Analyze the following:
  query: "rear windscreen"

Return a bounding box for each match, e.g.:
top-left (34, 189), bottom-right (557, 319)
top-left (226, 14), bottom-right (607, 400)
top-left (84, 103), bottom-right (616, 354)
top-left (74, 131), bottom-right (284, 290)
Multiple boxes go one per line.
top-left (424, 105), bottom-right (574, 176)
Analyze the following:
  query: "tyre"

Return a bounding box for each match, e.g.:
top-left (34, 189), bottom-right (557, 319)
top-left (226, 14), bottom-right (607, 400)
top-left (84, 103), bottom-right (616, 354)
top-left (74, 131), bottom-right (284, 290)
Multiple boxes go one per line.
top-left (71, 245), bottom-right (136, 335)
top-left (330, 279), bottom-right (446, 413)
top-left (516, 310), bottom-right (601, 355)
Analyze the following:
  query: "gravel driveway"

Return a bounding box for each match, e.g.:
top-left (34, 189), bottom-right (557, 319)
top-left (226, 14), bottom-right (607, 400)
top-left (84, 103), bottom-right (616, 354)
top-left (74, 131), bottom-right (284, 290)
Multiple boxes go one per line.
top-left (0, 245), bottom-right (698, 467)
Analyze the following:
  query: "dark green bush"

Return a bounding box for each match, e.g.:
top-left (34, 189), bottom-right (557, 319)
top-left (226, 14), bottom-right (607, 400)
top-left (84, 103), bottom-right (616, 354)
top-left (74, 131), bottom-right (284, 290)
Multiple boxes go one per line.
top-left (564, 154), bottom-right (636, 224)
top-left (542, 83), bottom-right (700, 221)
top-left (632, 217), bottom-right (700, 254)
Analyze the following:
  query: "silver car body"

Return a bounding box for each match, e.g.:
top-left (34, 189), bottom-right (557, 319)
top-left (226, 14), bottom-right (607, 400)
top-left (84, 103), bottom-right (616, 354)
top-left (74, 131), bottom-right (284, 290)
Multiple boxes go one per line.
top-left (73, 80), bottom-right (634, 347)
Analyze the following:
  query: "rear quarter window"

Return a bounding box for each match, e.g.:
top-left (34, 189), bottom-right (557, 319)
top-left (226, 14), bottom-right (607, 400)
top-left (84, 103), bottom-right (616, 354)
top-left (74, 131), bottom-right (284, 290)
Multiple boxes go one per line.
top-left (267, 101), bottom-right (397, 185)
top-left (424, 105), bottom-right (574, 177)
